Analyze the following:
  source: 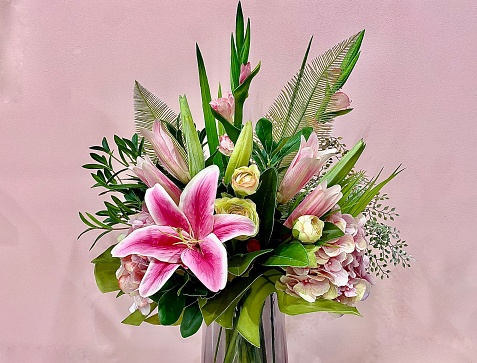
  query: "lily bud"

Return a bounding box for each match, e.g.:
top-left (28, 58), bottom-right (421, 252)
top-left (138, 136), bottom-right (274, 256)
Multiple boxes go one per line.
top-left (210, 92), bottom-right (235, 123)
top-left (292, 215), bottom-right (325, 243)
top-left (224, 121), bottom-right (253, 184)
top-left (239, 62), bottom-right (251, 84)
top-left (231, 164), bottom-right (260, 196)
top-left (218, 135), bottom-right (234, 156)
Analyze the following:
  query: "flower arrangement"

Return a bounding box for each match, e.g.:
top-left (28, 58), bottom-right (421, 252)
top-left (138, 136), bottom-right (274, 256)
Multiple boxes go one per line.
top-left (80, 2), bottom-right (410, 361)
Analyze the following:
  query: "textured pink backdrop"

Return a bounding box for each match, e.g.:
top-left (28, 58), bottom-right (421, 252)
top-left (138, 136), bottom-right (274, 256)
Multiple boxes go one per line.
top-left (1, 0), bottom-right (477, 362)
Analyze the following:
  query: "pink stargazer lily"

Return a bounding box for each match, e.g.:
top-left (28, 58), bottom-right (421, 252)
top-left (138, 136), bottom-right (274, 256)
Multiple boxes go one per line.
top-left (111, 165), bottom-right (256, 296)
top-left (277, 132), bottom-right (335, 204)
top-left (131, 156), bottom-right (181, 204)
top-left (284, 181), bottom-right (342, 228)
top-left (140, 120), bottom-right (190, 184)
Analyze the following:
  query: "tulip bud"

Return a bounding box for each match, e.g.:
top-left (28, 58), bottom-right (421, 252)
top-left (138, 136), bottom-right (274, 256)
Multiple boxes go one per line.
top-left (231, 164), bottom-right (260, 196)
top-left (292, 215), bottom-right (325, 243)
top-left (239, 62), bottom-right (251, 84)
top-left (224, 121), bottom-right (253, 184)
top-left (218, 135), bottom-right (234, 156)
top-left (210, 93), bottom-right (235, 123)
top-left (329, 91), bottom-right (351, 111)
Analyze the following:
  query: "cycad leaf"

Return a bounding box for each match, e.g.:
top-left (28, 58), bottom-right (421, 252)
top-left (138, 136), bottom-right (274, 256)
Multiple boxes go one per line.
top-left (267, 31), bottom-right (364, 142)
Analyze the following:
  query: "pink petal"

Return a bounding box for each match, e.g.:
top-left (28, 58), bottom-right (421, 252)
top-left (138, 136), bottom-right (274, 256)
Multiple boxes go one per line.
top-left (145, 184), bottom-right (190, 232)
top-left (111, 225), bottom-right (185, 263)
top-left (213, 214), bottom-right (256, 242)
top-left (181, 234), bottom-right (227, 292)
top-left (179, 165), bottom-right (218, 239)
top-left (139, 259), bottom-right (179, 297)
top-left (278, 158), bottom-right (324, 203)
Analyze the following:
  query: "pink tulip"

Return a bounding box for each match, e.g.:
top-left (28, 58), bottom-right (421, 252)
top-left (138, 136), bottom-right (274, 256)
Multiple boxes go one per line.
top-left (140, 120), bottom-right (190, 184)
top-left (330, 91), bottom-right (351, 111)
top-left (218, 135), bottom-right (234, 156)
top-left (131, 156), bottom-right (182, 204)
top-left (277, 132), bottom-right (336, 204)
top-left (111, 165), bottom-right (256, 296)
top-left (283, 181), bottom-right (342, 228)
top-left (210, 93), bottom-right (235, 123)
top-left (239, 62), bottom-right (251, 84)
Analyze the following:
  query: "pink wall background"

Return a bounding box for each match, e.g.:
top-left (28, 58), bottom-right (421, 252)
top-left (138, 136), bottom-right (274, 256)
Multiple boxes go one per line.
top-left (1, 0), bottom-right (476, 362)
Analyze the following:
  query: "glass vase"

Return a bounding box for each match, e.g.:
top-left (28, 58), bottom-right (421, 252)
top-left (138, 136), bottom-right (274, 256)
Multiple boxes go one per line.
top-left (201, 294), bottom-right (288, 363)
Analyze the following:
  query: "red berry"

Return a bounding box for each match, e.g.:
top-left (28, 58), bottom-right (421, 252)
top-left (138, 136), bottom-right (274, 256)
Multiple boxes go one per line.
top-left (246, 239), bottom-right (261, 253)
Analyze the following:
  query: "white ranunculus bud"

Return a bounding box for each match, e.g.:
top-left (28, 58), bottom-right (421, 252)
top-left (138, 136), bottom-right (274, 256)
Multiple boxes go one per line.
top-left (292, 215), bottom-right (324, 243)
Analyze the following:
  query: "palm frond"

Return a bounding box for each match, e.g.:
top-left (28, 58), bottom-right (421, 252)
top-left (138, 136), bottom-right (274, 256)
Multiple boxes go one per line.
top-left (267, 31), bottom-right (364, 142)
top-left (133, 81), bottom-right (186, 161)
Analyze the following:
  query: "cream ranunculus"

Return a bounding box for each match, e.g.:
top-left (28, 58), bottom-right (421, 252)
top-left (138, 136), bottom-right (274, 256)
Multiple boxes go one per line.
top-left (214, 197), bottom-right (259, 240)
top-left (231, 164), bottom-right (260, 196)
top-left (292, 215), bottom-right (324, 243)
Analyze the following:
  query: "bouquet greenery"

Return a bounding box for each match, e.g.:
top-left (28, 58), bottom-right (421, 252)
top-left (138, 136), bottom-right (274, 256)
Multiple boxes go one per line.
top-left (80, 2), bottom-right (410, 361)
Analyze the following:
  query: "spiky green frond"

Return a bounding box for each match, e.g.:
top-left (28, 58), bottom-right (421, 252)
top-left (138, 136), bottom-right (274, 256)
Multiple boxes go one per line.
top-left (133, 81), bottom-right (186, 161)
top-left (267, 31), bottom-right (364, 142)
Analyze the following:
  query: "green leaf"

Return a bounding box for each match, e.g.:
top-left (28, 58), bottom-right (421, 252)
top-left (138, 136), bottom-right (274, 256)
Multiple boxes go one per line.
top-left (235, 1), bottom-right (244, 54)
top-left (270, 127), bottom-right (313, 166)
top-left (180, 302), bottom-right (203, 338)
top-left (241, 19), bottom-right (251, 64)
top-left (249, 168), bottom-right (278, 246)
top-left (200, 273), bottom-right (261, 325)
top-left (255, 118), bottom-right (273, 155)
top-left (211, 108), bottom-right (241, 143)
top-left (233, 62), bottom-right (261, 127)
top-left (179, 95), bottom-right (205, 178)
top-left (228, 249), bottom-right (273, 276)
top-left (230, 34), bottom-right (240, 92)
top-left (158, 289), bottom-right (186, 325)
top-left (122, 302), bottom-right (158, 326)
top-left (319, 139), bottom-right (366, 187)
top-left (316, 222), bottom-right (345, 245)
top-left (196, 44), bottom-right (222, 168)
top-left (262, 242), bottom-right (309, 267)
top-left (277, 291), bottom-right (360, 316)
top-left (91, 245), bottom-right (120, 293)
top-left (267, 31), bottom-right (364, 142)
top-left (237, 277), bottom-right (276, 347)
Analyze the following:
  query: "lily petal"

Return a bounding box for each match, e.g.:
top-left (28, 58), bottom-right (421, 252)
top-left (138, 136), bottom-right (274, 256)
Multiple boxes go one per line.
top-left (111, 225), bottom-right (185, 263)
top-left (181, 233), bottom-right (227, 292)
top-left (213, 214), bottom-right (256, 242)
top-left (146, 184), bottom-right (190, 232)
top-left (139, 259), bottom-right (179, 297)
top-left (179, 165), bottom-right (218, 239)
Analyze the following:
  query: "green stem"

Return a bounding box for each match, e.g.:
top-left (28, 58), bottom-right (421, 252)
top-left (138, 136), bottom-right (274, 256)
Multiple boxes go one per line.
top-left (223, 327), bottom-right (240, 363)
top-left (234, 101), bottom-right (244, 128)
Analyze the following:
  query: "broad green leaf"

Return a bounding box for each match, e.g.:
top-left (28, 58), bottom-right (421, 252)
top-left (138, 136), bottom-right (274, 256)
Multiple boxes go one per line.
top-left (228, 249), bottom-right (273, 276)
top-left (319, 139), bottom-right (365, 187)
top-left (200, 273), bottom-right (261, 325)
top-left (277, 291), bottom-right (360, 316)
top-left (91, 245), bottom-right (120, 293)
top-left (179, 95), bottom-right (205, 178)
top-left (122, 302), bottom-right (158, 326)
top-left (211, 108), bottom-right (241, 143)
top-left (262, 242), bottom-right (309, 267)
top-left (196, 44), bottom-right (222, 168)
top-left (180, 302), bottom-right (203, 338)
top-left (249, 168), bottom-right (278, 246)
top-left (144, 314), bottom-right (160, 325)
top-left (158, 289), bottom-right (186, 325)
top-left (316, 222), bottom-right (345, 245)
top-left (255, 118), bottom-right (273, 155)
top-left (270, 127), bottom-right (313, 166)
top-left (224, 121), bottom-right (253, 184)
top-left (237, 277), bottom-right (276, 347)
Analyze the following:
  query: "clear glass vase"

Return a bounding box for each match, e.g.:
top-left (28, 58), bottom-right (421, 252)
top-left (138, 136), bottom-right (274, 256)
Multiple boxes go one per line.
top-left (201, 294), bottom-right (288, 363)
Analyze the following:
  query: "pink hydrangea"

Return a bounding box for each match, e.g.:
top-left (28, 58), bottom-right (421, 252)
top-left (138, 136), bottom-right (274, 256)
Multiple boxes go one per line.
top-left (116, 254), bottom-right (153, 315)
top-left (277, 212), bottom-right (374, 305)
